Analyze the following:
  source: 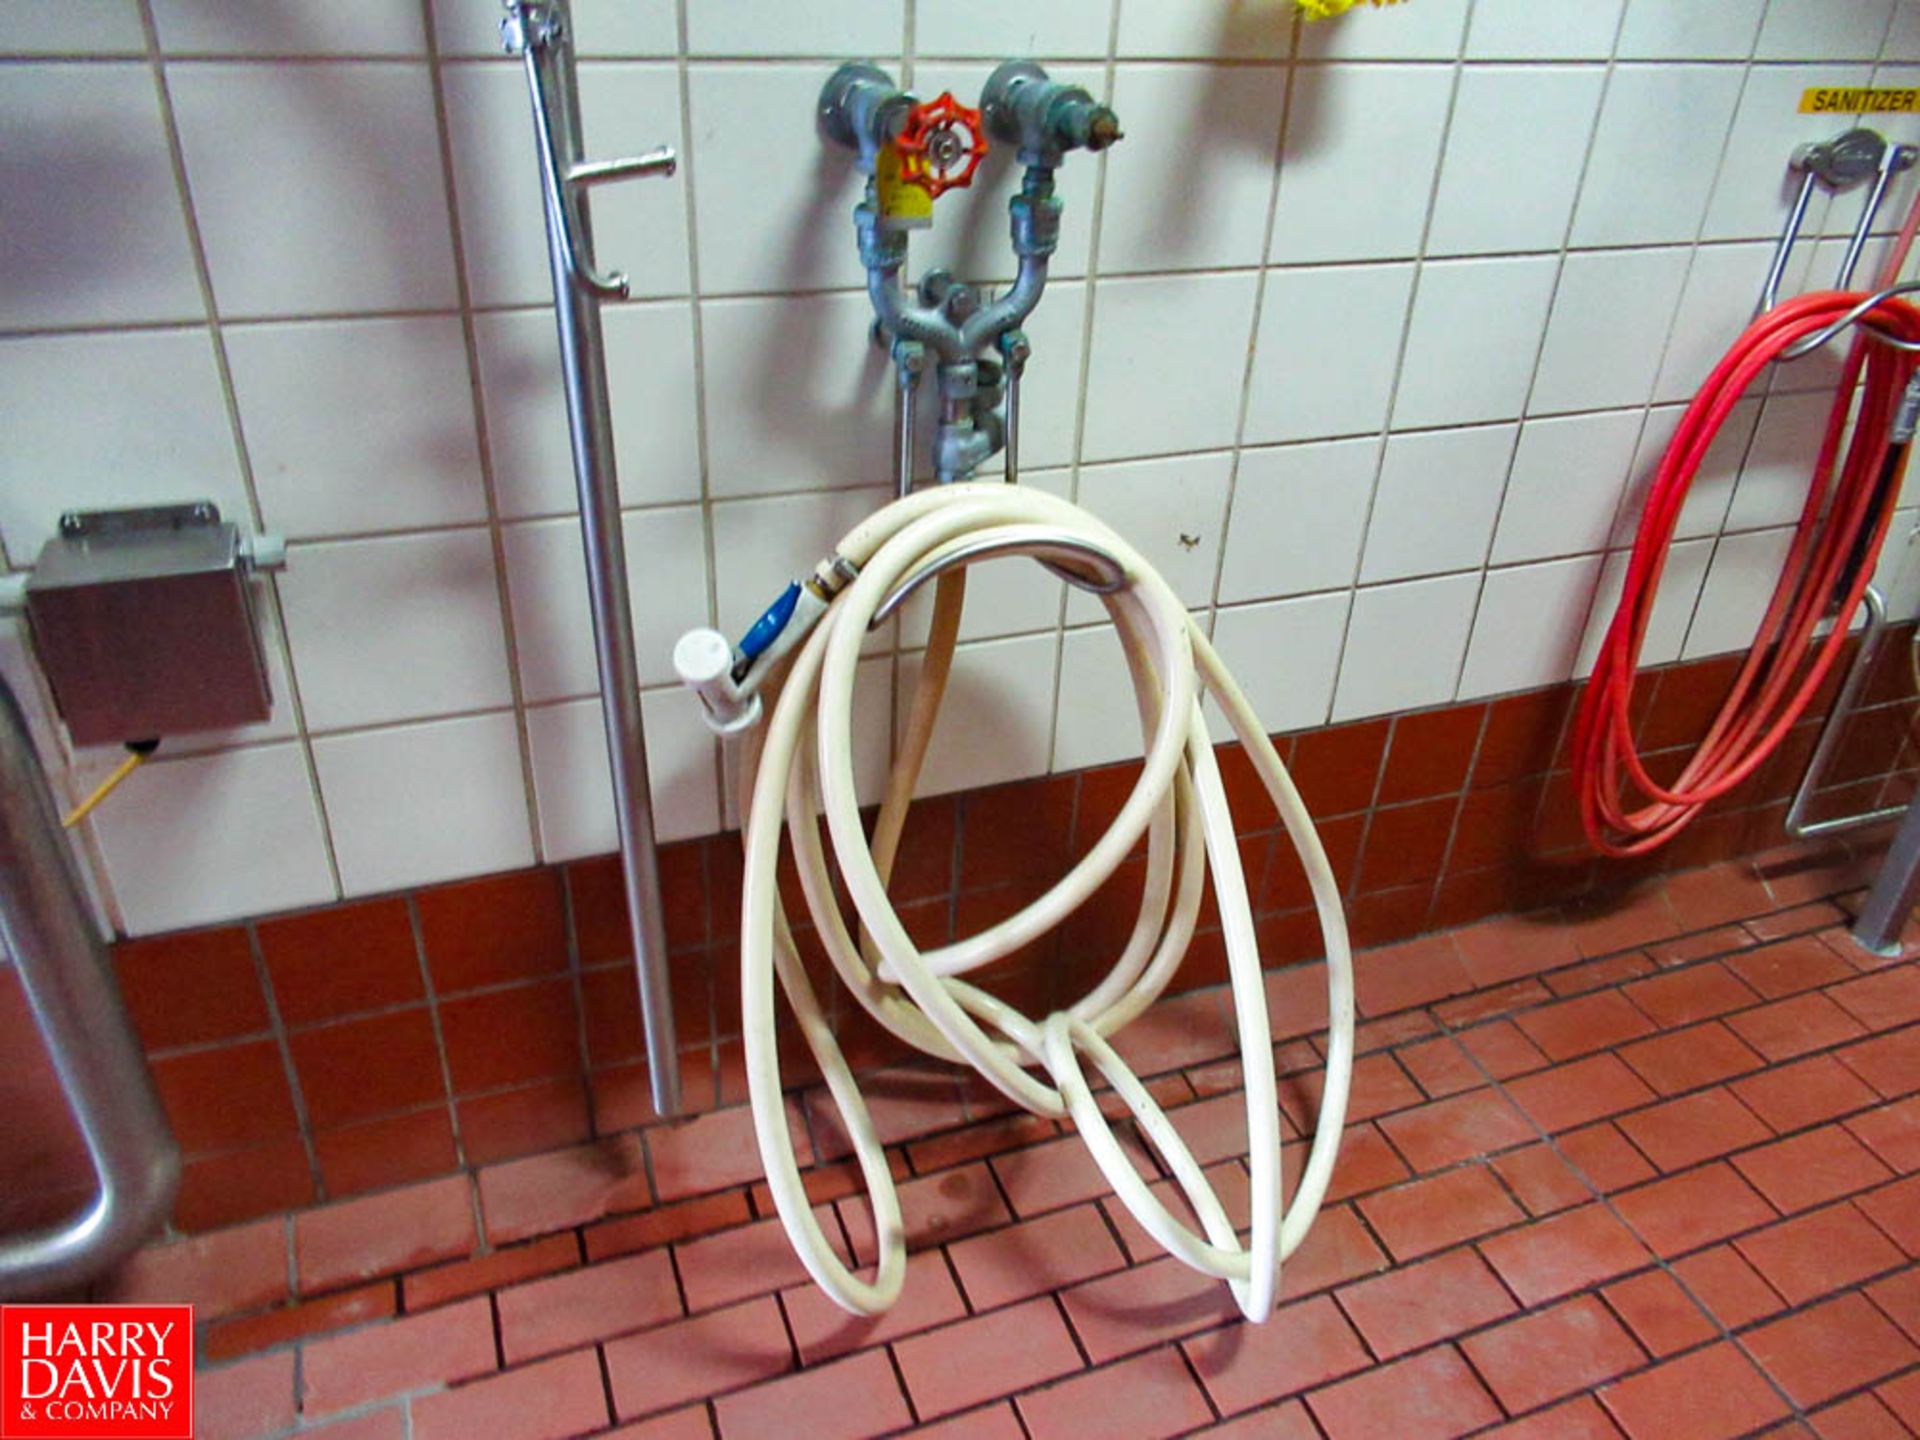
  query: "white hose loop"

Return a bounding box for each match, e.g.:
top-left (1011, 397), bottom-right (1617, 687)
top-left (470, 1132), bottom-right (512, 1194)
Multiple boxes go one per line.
top-left (739, 483), bottom-right (1354, 1321)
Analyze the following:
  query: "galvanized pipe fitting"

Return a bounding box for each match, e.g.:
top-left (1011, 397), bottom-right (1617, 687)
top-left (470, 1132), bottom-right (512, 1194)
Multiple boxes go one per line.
top-left (823, 60), bottom-right (1119, 483)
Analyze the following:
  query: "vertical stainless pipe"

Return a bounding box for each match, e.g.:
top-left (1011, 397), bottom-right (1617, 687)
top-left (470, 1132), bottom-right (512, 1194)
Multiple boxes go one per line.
top-left (1002, 367), bottom-right (1020, 485)
top-left (894, 360), bottom-right (918, 499)
top-left (0, 674), bottom-right (178, 1295)
top-left (1851, 784), bottom-right (1920, 953)
top-left (508, 3), bottom-right (680, 1116)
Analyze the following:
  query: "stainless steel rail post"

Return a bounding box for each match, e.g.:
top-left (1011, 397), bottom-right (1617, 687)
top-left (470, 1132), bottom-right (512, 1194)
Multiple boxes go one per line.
top-left (0, 673), bottom-right (178, 1295)
top-left (503, 0), bottom-right (680, 1116)
top-left (1851, 786), bottom-right (1920, 953)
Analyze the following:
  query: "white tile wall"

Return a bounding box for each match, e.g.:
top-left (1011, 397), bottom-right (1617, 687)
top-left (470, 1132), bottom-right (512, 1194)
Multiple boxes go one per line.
top-left (0, 63), bottom-right (203, 330)
top-left (91, 743), bottom-right (335, 932)
top-left (1392, 255), bottom-right (1558, 429)
top-left (1333, 572), bottom-right (1481, 721)
top-left (1114, 0), bottom-right (1288, 60)
top-left (430, 0), bottom-right (678, 58)
top-left (4, 0), bottom-right (1912, 932)
top-left (1425, 66), bottom-right (1605, 259)
top-left (1724, 391), bottom-right (1836, 532)
top-left (1491, 410), bottom-right (1646, 566)
top-left (474, 301), bottom-right (704, 517)
top-left (1097, 65), bottom-right (1287, 276)
top-left (1242, 261), bottom-right (1415, 447)
top-left (149, 1), bottom-right (428, 56)
top-left (1209, 592), bottom-right (1349, 736)
top-left (525, 689), bottom-right (718, 858)
top-left (1459, 555), bottom-right (1606, 699)
top-left (225, 315), bottom-right (491, 538)
top-left (1267, 65), bottom-right (1454, 266)
top-left (168, 62), bottom-right (460, 317)
top-left (0, 328), bottom-right (247, 560)
top-left (500, 506), bottom-right (709, 697)
top-left (313, 711), bottom-right (535, 895)
top-left (1614, 0), bottom-right (1766, 61)
top-left (276, 529), bottom-right (514, 730)
top-left (1577, 538), bottom-right (1715, 676)
top-left (1359, 423), bottom-right (1516, 583)
top-left (1683, 526), bottom-right (1800, 659)
top-left (905, 632), bottom-right (1057, 793)
top-left (1218, 438), bottom-right (1378, 603)
top-left (1082, 270), bottom-right (1260, 462)
top-left (1570, 66), bottom-right (1744, 249)
top-left (1703, 65), bottom-right (1877, 244)
top-left (0, 1), bottom-right (147, 56)
top-left (1068, 452), bottom-right (1231, 621)
top-left (444, 61), bottom-right (689, 309)
top-left (1464, 0), bottom-right (1623, 60)
top-left (1529, 246), bottom-right (1692, 415)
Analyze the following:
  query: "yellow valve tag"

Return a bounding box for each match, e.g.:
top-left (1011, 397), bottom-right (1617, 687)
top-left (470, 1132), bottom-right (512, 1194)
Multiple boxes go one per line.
top-left (876, 148), bottom-right (934, 230)
top-left (1800, 86), bottom-right (1920, 114)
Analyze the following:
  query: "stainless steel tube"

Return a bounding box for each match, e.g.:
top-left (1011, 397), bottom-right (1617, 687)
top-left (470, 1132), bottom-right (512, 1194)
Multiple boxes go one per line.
top-left (1002, 365), bottom-right (1020, 486)
top-left (895, 355), bottom-right (918, 499)
top-left (1851, 784), bottom-right (1920, 954)
top-left (0, 673), bottom-right (178, 1295)
top-left (509, 2), bottom-right (680, 1116)
top-left (1785, 587), bottom-right (1908, 838)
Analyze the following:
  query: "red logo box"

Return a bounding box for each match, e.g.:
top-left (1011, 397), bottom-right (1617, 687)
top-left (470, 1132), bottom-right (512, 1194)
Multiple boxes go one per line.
top-left (1, 1306), bottom-right (193, 1439)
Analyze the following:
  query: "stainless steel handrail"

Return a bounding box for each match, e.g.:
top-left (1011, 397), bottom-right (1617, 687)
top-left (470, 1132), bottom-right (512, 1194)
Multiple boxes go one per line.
top-left (0, 672), bottom-right (178, 1295)
top-left (503, 0), bottom-right (681, 1116)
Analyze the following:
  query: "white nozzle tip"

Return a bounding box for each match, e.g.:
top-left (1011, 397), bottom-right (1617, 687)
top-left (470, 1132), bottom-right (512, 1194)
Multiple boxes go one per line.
top-left (674, 628), bottom-right (734, 687)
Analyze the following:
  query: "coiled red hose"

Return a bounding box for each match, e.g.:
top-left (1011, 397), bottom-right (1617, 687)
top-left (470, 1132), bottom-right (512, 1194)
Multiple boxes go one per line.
top-left (1572, 285), bottom-right (1920, 857)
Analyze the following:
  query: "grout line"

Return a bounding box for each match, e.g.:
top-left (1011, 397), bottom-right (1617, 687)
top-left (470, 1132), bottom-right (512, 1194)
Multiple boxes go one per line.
top-left (404, 893), bottom-right (471, 1176)
top-left (668, 0), bottom-right (730, 829)
top-left (1035, 0), bottom-right (1124, 778)
top-left (1202, 3), bottom-right (1305, 644)
top-left (132, 0), bottom-right (351, 905)
top-left (556, 860), bottom-right (601, 1143)
top-left (882, 1342), bottom-right (921, 1428)
top-left (242, 921), bottom-right (327, 1204)
top-left (1316, 31), bottom-right (1471, 730)
top-left (418, 0), bottom-right (547, 862)
top-left (1418, 703), bottom-right (1497, 931)
top-left (592, 1343), bottom-right (619, 1430)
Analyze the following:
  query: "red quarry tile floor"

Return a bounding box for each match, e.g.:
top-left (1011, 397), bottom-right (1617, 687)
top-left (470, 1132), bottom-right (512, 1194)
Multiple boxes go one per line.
top-left (92, 856), bottom-right (1920, 1438)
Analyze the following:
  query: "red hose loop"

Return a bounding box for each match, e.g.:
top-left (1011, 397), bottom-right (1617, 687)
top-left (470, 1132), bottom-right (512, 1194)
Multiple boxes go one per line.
top-left (1571, 289), bottom-right (1920, 857)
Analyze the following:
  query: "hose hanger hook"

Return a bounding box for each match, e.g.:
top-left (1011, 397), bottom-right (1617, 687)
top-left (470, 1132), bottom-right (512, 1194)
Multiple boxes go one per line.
top-left (1758, 128), bottom-right (1916, 316)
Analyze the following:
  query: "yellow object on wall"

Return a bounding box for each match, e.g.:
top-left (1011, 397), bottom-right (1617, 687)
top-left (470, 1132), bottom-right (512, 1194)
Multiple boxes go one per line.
top-left (1295, 0), bottom-right (1407, 17)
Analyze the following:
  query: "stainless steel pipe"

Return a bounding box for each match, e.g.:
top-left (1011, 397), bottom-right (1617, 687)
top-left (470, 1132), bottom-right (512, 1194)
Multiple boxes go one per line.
top-left (505, 0), bottom-right (680, 1116)
top-left (0, 673), bottom-right (178, 1295)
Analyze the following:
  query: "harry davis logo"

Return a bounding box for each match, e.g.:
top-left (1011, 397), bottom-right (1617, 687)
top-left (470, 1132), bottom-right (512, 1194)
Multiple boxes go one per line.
top-left (0, 1305), bottom-right (192, 1439)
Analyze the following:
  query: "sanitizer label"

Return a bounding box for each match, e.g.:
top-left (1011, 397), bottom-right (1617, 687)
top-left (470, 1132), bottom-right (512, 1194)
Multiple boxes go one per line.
top-left (1800, 86), bottom-right (1920, 114)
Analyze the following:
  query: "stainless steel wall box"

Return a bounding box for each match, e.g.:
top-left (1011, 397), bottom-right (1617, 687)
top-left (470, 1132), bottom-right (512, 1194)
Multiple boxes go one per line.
top-left (22, 503), bottom-right (273, 747)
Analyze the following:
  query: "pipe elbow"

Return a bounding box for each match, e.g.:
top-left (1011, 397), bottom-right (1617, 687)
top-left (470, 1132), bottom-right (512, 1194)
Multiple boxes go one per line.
top-left (868, 270), bottom-right (964, 361)
top-left (963, 257), bottom-right (1048, 351)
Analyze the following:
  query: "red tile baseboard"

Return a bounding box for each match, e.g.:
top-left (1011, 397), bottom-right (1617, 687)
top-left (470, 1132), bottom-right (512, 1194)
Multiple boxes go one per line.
top-left (1, 640), bottom-right (1909, 1234)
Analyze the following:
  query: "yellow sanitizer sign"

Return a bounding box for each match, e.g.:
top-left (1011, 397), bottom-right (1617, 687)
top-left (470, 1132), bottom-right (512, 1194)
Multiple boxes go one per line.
top-left (1800, 86), bottom-right (1920, 114)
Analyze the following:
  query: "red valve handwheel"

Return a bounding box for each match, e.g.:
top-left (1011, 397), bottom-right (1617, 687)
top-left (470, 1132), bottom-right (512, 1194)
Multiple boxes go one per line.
top-left (895, 92), bottom-right (988, 199)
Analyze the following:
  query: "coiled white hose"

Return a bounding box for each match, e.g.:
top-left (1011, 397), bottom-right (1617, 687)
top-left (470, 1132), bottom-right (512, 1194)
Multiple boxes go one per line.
top-left (738, 483), bottom-right (1354, 1322)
